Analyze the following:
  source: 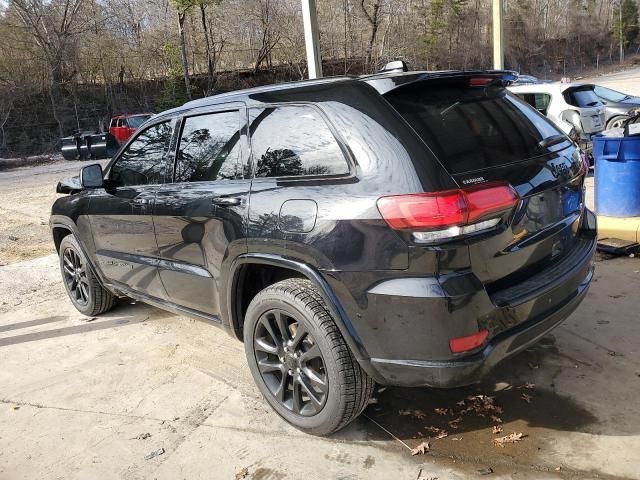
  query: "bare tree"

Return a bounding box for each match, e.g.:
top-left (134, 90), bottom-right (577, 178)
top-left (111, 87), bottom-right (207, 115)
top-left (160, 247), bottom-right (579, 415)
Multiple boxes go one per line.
top-left (171, 0), bottom-right (195, 99)
top-left (11, 0), bottom-right (86, 136)
top-left (360, 0), bottom-right (383, 70)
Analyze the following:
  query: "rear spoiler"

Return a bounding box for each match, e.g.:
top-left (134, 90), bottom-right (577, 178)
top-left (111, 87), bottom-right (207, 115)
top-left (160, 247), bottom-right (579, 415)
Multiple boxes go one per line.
top-left (362, 70), bottom-right (519, 95)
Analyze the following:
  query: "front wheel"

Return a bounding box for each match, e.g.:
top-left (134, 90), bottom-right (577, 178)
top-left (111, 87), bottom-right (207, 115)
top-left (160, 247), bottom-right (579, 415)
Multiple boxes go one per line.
top-left (243, 278), bottom-right (374, 436)
top-left (59, 235), bottom-right (115, 316)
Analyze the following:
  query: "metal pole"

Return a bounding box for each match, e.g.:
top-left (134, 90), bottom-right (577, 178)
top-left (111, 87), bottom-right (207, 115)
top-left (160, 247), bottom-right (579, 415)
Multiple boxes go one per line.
top-left (492, 0), bottom-right (504, 70)
top-left (301, 0), bottom-right (323, 79)
top-left (619, 0), bottom-right (624, 64)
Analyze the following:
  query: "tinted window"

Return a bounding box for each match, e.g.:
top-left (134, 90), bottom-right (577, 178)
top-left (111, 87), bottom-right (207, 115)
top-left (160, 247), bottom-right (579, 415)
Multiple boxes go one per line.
top-left (249, 106), bottom-right (348, 178)
top-left (128, 115), bottom-right (151, 129)
top-left (566, 88), bottom-right (600, 107)
top-left (175, 111), bottom-right (242, 182)
top-left (385, 83), bottom-right (563, 174)
top-left (109, 121), bottom-right (172, 187)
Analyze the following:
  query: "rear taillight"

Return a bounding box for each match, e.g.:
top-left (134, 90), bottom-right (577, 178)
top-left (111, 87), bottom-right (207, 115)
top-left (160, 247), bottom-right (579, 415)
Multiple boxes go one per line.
top-left (376, 190), bottom-right (466, 230)
top-left (377, 184), bottom-right (518, 242)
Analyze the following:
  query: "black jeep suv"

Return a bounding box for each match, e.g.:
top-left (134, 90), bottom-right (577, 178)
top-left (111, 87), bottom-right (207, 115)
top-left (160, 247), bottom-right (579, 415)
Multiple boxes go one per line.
top-left (51, 70), bottom-right (596, 435)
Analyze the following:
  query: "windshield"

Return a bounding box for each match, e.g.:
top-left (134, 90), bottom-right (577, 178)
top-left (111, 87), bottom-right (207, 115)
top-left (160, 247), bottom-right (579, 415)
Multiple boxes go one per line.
top-left (385, 81), bottom-right (566, 174)
top-left (594, 85), bottom-right (629, 102)
top-left (566, 88), bottom-right (601, 108)
top-left (128, 115), bottom-right (151, 129)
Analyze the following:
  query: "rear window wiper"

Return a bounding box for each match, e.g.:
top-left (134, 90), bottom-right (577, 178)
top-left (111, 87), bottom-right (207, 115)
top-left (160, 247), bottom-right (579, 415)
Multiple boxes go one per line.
top-left (538, 134), bottom-right (569, 148)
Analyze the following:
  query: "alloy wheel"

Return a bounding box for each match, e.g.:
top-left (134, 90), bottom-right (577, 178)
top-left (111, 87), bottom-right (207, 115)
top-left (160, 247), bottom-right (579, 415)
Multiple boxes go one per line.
top-left (610, 118), bottom-right (626, 129)
top-left (62, 247), bottom-right (90, 306)
top-left (253, 309), bottom-right (328, 416)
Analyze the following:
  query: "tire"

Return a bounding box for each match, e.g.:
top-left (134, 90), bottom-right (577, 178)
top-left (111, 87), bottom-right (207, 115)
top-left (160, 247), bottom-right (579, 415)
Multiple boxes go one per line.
top-left (243, 278), bottom-right (374, 436)
top-left (59, 235), bottom-right (115, 316)
top-left (606, 115), bottom-right (628, 130)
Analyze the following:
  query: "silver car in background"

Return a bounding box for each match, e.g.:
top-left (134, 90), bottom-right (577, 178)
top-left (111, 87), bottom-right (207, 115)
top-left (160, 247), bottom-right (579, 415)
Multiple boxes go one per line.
top-left (509, 83), bottom-right (605, 142)
top-left (592, 85), bottom-right (640, 129)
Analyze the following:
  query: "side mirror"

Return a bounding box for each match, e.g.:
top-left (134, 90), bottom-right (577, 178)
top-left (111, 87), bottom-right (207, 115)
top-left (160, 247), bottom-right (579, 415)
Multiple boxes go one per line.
top-left (80, 163), bottom-right (104, 188)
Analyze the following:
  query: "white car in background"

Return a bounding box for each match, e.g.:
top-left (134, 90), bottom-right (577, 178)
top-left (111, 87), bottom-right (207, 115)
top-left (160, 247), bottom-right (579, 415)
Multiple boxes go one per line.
top-left (509, 83), bottom-right (606, 142)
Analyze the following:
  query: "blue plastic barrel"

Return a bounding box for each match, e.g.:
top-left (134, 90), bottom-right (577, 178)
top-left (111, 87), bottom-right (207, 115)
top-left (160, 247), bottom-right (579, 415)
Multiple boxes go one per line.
top-left (593, 135), bottom-right (640, 217)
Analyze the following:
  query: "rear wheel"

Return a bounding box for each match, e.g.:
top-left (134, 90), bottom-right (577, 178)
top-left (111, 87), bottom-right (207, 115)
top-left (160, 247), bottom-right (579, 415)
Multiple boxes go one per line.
top-left (243, 278), bottom-right (374, 436)
top-left (606, 115), bottom-right (628, 130)
top-left (59, 235), bottom-right (115, 316)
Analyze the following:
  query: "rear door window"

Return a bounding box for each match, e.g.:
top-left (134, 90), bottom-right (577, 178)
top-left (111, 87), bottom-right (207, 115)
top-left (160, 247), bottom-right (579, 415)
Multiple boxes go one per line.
top-left (385, 82), bottom-right (563, 174)
top-left (248, 105), bottom-right (349, 178)
top-left (174, 110), bottom-right (242, 182)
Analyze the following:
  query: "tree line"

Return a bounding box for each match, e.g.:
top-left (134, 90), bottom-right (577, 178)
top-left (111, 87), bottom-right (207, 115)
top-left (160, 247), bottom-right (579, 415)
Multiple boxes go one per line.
top-left (0, 0), bottom-right (638, 157)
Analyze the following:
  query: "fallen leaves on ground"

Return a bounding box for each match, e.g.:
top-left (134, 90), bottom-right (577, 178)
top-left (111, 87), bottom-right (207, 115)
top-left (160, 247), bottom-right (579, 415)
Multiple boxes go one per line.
top-left (447, 417), bottom-right (462, 429)
top-left (492, 425), bottom-right (503, 434)
top-left (493, 432), bottom-right (526, 447)
top-left (411, 441), bottom-right (431, 456)
top-left (425, 426), bottom-right (448, 439)
top-left (477, 467), bottom-right (494, 475)
top-left (434, 407), bottom-right (449, 415)
top-left (521, 393), bottom-right (532, 404)
top-left (399, 408), bottom-right (427, 419)
top-left (459, 395), bottom-right (503, 417)
top-left (235, 467), bottom-right (249, 479)
top-left (517, 383), bottom-right (535, 389)
top-left (528, 362), bottom-right (540, 369)
top-left (490, 415), bottom-right (502, 424)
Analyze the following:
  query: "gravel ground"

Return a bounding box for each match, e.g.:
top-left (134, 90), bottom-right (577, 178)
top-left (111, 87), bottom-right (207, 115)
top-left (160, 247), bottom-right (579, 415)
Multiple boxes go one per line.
top-left (0, 159), bottom-right (108, 265)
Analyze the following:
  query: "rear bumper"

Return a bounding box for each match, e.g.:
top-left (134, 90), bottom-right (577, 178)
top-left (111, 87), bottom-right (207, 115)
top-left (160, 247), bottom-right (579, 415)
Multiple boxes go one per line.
top-left (364, 263), bottom-right (592, 387)
top-left (343, 210), bottom-right (597, 388)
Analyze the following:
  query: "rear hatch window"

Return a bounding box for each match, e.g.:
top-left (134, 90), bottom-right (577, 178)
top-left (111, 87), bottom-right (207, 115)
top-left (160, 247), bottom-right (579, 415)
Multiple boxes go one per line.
top-left (384, 80), bottom-right (566, 174)
top-left (564, 87), bottom-right (600, 108)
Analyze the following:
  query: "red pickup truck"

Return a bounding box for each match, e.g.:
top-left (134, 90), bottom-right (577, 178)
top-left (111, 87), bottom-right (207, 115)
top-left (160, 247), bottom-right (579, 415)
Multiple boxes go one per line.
top-left (108, 113), bottom-right (153, 145)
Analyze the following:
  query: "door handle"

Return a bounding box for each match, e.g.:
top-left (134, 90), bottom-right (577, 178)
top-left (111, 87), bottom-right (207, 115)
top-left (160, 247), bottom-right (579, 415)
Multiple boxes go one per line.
top-left (211, 197), bottom-right (241, 207)
top-left (131, 198), bottom-right (149, 205)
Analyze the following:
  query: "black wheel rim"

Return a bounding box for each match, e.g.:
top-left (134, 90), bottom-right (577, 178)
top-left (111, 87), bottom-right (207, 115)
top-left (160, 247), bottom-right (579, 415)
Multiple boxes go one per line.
top-left (62, 247), bottom-right (90, 306)
top-left (254, 309), bottom-right (328, 416)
